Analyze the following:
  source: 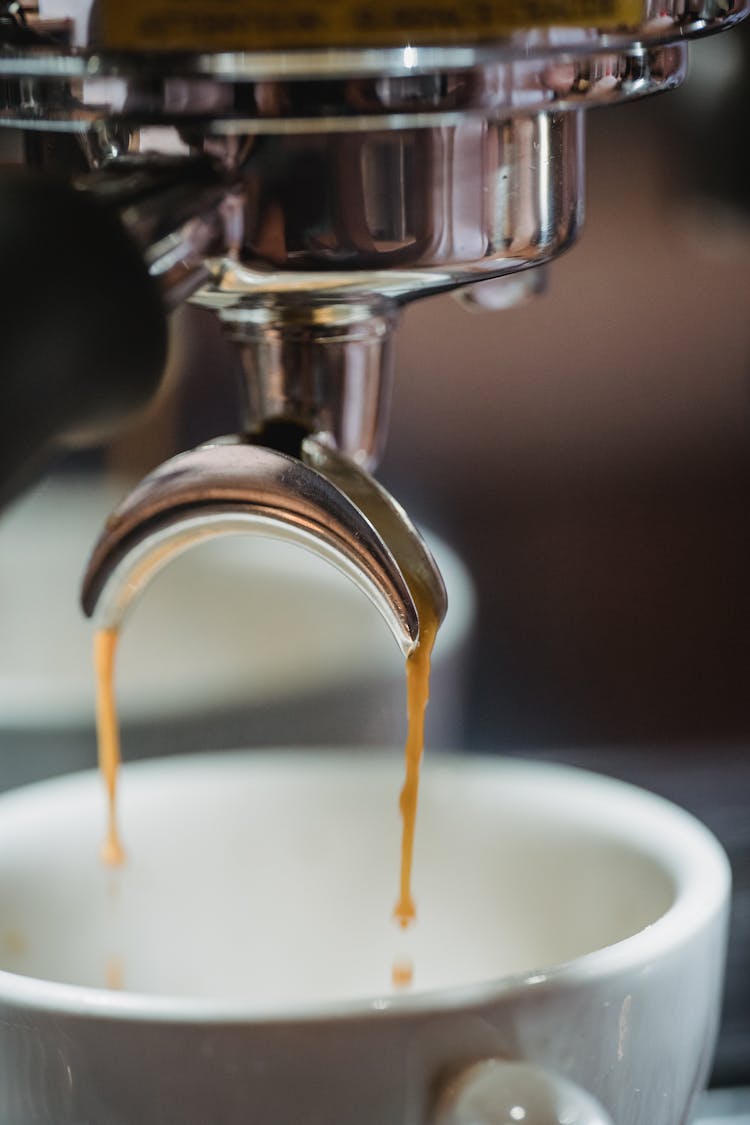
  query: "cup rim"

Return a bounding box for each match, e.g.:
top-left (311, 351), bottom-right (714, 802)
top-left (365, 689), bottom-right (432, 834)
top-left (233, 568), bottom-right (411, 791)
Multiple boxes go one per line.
top-left (0, 751), bottom-right (731, 1024)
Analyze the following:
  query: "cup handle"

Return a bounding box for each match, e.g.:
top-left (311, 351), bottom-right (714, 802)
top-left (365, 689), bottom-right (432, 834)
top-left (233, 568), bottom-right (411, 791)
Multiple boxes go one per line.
top-left (432, 1059), bottom-right (615, 1125)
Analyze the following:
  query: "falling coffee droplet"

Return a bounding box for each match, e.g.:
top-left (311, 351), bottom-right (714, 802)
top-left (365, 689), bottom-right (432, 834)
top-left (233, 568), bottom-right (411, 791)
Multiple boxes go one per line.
top-left (105, 956), bottom-right (124, 991)
top-left (391, 956), bottom-right (414, 990)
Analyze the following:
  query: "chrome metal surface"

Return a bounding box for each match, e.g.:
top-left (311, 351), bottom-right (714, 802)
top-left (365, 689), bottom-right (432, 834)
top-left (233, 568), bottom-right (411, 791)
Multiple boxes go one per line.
top-left (196, 110), bottom-right (585, 301)
top-left (19, 111), bottom-right (585, 299)
top-left (0, 43), bottom-right (689, 129)
top-left (81, 440), bottom-right (426, 654)
top-left (188, 110), bottom-right (585, 464)
top-left (303, 435), bottom-right (448, 627)
top-left (225, 302), bottom-right (399, 468)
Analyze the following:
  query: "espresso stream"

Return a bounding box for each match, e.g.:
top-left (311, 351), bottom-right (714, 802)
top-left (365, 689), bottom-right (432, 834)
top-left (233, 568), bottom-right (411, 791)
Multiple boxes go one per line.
top-left (93, 599), bottom-right (437, 992)
top-left (93, 628), bottom-right (125, 867)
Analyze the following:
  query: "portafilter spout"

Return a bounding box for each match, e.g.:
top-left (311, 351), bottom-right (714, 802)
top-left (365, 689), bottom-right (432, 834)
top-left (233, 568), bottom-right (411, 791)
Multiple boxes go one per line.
top-left (81, 436), bottom-right (447, 655)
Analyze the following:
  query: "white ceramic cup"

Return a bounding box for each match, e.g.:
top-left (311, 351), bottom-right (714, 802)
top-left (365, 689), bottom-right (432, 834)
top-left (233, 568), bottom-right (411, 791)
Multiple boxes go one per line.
top-left (0, 752), bottom-right (730, 1125)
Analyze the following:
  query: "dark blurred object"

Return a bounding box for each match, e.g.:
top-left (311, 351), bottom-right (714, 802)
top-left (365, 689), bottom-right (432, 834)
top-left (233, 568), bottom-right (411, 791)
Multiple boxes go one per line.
top-left (0, 2), bottom-right (70, 45)
top-left (662, 19), bottom-right (750, 217)
top-left (0, 171), bottom-right (166, 507)
top-left (0, 2), bottom-right (36, 46)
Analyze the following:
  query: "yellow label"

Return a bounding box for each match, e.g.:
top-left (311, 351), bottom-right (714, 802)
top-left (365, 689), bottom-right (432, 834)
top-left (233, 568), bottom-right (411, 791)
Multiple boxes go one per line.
top-left (100, 0), bottom-right (644, 51)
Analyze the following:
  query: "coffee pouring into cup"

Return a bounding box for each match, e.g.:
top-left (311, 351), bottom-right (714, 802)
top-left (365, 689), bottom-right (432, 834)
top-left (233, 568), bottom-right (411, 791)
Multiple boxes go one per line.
top-left (0, 2), bottom-right (746, 1123)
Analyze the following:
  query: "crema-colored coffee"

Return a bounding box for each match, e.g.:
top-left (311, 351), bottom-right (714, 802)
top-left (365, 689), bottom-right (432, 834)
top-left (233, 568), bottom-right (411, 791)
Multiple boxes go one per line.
top-left (94, 587), bottom-right (438, 990)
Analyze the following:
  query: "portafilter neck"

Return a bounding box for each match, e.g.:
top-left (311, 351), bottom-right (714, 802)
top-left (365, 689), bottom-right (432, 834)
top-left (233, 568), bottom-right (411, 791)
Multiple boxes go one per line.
top-left (222, 300), bottom-right (398, 471)
top-left (81, 156), bottom-right (400, 471)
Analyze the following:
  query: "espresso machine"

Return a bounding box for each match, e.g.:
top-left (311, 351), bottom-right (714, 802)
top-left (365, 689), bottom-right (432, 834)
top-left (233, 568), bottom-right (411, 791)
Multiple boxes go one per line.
top-left (0, 0), bottom-right (746, 651)
top-left (0, 2), bottom-right (748, 1110)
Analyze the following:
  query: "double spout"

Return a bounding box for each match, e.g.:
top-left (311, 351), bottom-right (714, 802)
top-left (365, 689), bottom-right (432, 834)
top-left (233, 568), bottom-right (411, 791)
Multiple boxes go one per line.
top-left (81, 436), bottom-right (447, 655)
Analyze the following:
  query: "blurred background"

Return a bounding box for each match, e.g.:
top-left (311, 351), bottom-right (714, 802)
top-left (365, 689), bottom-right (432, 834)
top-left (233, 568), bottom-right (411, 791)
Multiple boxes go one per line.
top-left (382, 29), bottom-right (750, 1083)
top-left (0, 17), bottom-right (748, 1087)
